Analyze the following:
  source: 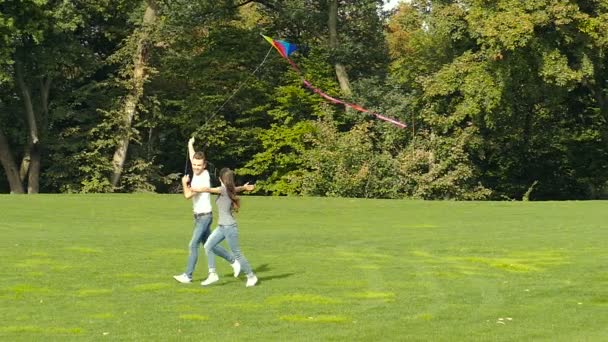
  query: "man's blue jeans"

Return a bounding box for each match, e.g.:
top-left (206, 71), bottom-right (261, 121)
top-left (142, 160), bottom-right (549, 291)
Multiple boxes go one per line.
top-left (186, 214), bottom-right (234, 278)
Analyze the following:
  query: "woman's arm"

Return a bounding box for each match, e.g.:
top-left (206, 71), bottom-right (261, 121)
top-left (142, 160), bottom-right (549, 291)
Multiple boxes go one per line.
top-left (193, 184), bottom-right (253, 193)
top-left (236, 183), bottom-right (255, 193)
top-left (181, 174), bottom-right (221, 197)
top-left (190, 185), bottom-right (222, 194)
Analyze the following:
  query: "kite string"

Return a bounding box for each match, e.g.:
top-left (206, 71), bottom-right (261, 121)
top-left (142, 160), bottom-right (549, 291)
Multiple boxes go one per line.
top-left (184, 148), bottom-right (189, 175)
top-left (200, 45), bottom-right (274, 129)
top-left (186, 45), bottom-right (274, 175)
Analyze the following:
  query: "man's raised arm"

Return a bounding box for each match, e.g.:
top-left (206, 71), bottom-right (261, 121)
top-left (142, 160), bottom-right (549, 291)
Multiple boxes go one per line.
top-left (188, 137), bottom-right (196, 163)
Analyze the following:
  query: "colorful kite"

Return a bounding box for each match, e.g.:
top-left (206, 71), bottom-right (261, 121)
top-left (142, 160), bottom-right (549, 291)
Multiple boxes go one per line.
top-left (262, 35), bottom-right (407, 129)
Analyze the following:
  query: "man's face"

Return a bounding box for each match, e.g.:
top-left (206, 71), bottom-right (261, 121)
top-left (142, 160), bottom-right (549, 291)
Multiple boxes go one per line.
top-left (192, 158), bottom-right (205, 175)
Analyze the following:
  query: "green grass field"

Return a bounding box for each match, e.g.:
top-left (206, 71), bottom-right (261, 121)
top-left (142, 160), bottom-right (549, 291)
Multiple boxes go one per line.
top-left (1, 195), bottom-right (607, 341)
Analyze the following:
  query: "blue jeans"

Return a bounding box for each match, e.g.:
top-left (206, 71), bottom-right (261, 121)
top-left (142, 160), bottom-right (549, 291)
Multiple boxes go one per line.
top-left (204, 223), bottom-right (254, 276)
top-left (186, 215), bottom-right (234, 278)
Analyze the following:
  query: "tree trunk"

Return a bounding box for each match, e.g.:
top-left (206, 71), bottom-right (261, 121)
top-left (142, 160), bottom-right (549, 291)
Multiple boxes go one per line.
top-left (40, 77), bottom-right (51, 133)
top-left (26, 77), bottom-right (52, 194)
top-left (27, 143), bottom-right (40, 194)
top-left (15, 62), bottom-right (39, 145)
top-left (0, 129), bottom-right (25, 194)
top-left (328, 0), bottom-right (352, 96)
top-left (582, 59), bottom-right (608, 121)
top-left (587, 83), bottom-right (608, 120)
top-left (110, 0), bottom-right (157, 189)
top-left (15, 61), bottom-right (42, 193)
top-left (19, 144), bottom-right (31, 182)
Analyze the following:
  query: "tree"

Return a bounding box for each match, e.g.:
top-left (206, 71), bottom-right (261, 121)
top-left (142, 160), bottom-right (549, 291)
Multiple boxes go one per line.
top-left (328, 0), bottom-right (352, 96)
top-left (110, 0), bottom-right (158, 189)
top-left (388, 0), bottom-right (608, 199)
top-left (0, 129), bottom-right (23, 193)
top-left (0, 0), bottom-right (142, 193)
top-left (0, 1), bottom-right (93, 193)
top-left (236, 0), bottom-right (396, 194)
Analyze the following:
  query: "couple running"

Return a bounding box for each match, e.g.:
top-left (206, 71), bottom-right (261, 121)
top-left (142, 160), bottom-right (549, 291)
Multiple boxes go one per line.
top-left (173, 137), bottom-right (258, 287)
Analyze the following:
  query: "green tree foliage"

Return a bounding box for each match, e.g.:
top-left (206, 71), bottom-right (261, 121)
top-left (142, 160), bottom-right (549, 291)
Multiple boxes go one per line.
top-left (397, 127), bottom-right (492, 200)
top-left (41, 1), bottom-right (144, 193)
top-left (294, 117), bottom-right (490, 200)
top-left (237, 0), bottom-right (398, 195)
top-left (1, 0), bottom-right (607, 199)
top-left (150, 3), bottom-right (278, 185)
top-left (0, 0), bottom-right (141, 193)
top-left (238, 44), bottom-right (343, 194)
top-left (388, 0), bottom-right (608, 199)
top-left (294, 119), bottom-right (404, 198)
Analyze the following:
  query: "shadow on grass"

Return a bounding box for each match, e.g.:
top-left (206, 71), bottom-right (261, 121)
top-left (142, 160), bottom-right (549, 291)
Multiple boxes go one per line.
top-left (218, 263), bottom-right (295, 285)
top-left (257, 263), bottom-right (271, 272)
top-left (256, 264), bottom-right (296, 284)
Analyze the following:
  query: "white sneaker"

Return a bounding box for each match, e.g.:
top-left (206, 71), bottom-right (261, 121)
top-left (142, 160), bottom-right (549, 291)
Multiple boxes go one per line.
top-left (245, 275), bottom-right (258, 287)
top-left (201, 272), bottom-right (219, 286)
top-left (231, 260), bottom-right (241, 278)
top-left (173, 273), bottom-right (192, 284)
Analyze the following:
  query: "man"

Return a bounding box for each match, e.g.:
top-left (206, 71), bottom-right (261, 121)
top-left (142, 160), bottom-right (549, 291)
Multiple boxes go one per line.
top-left (173, 137), bottom-right (240, 283)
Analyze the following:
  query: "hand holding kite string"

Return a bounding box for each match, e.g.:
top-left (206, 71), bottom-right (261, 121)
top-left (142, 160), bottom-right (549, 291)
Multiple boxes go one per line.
top-left (262, 34), bottom-right (407, 129)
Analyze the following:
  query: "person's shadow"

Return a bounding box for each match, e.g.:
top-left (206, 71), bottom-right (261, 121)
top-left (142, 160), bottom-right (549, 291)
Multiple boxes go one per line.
top-left (219, 263), bottom-right (295, 285)
top-left (255, 263), bottom-right (295, 284)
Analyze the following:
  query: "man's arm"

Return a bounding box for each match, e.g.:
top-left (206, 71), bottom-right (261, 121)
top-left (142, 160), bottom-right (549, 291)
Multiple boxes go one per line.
top-left (188, 137), bottom-right (195, 163)
top-left (182, 175), bottom-right (194, 199)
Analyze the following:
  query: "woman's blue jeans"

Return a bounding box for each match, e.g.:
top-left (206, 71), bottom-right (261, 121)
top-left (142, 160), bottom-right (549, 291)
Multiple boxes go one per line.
top-left (186, 215), bottom-right (234, 277)
top-left (204, 223), bottom-right (253, 276)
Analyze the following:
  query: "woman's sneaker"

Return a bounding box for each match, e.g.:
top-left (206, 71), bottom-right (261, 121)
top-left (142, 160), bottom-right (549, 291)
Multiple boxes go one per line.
top-left (231, 260), bottom-right (241, 278)
top-left (246, 275), bottom-right (258, 287)
top-left (173, 273), bottom-right (192, 284)
top-left (201, 272), bottom-right (219, 286)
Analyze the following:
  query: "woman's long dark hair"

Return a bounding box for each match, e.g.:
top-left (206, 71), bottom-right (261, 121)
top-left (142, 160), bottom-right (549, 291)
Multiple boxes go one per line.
top-left (219, 168), bottom-right (240, 212)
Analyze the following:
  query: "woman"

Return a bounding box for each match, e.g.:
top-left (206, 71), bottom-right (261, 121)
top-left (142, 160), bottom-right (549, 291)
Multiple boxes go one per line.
top-left (200, 168), bottom-right (258, 287)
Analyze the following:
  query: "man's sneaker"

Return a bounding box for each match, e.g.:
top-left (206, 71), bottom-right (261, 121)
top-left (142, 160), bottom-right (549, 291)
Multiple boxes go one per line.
top-left (173, 273), bottom-right (192, 284)
top-left (245, 275), bottom-right (258, 287)
top-left (231, 260), bottom-right (241, 278)
top-left (201, 272), bottom-right (219, 286)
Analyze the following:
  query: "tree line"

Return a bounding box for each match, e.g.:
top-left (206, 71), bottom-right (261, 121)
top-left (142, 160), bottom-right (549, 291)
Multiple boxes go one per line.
top-left (1, 0), bottom-right (606, 200)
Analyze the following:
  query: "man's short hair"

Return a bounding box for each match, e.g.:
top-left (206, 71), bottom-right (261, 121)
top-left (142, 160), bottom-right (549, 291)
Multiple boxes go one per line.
top-left (193, 151), bottom-right (205, 160)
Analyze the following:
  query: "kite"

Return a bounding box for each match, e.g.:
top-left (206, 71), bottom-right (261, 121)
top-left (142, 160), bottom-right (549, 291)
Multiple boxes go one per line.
top-left (262, 34), bottom-right (407, 129)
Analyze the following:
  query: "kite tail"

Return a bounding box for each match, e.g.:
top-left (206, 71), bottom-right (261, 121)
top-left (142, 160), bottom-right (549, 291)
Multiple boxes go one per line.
top-left (262, 34), bottom-right (407, 129)
top-left (287, 58), bottom-right (302, 73)
top-left (301, 79), bottom-right (407, 129)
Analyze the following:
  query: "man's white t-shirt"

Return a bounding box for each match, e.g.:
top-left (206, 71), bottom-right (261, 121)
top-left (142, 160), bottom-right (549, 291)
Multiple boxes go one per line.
top-left (191, 170), bottom-right (212, 214)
